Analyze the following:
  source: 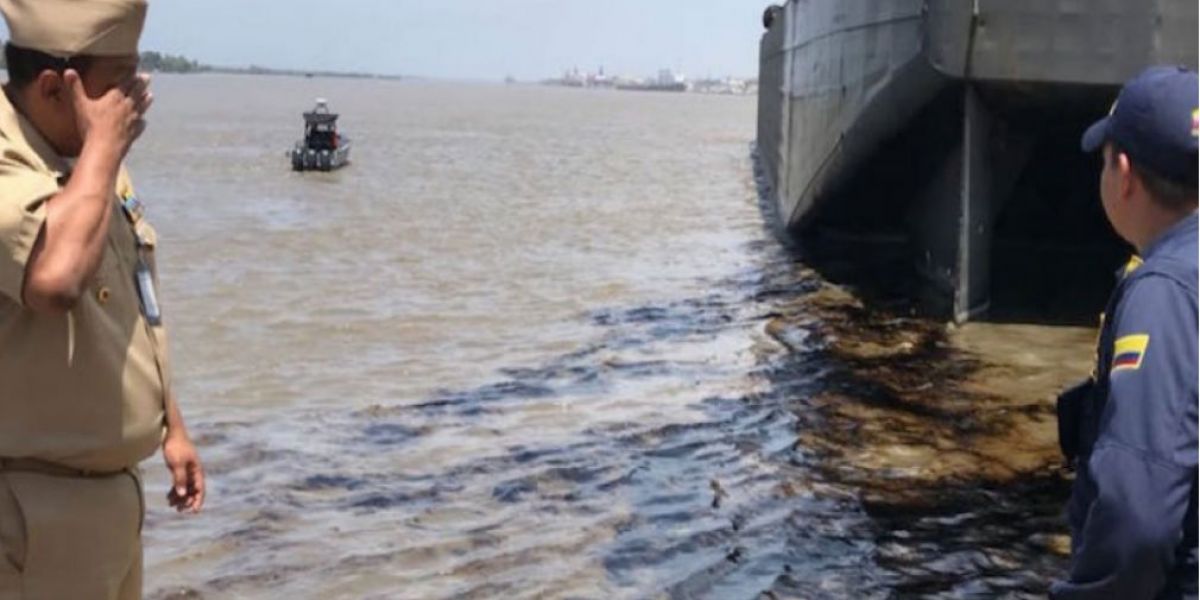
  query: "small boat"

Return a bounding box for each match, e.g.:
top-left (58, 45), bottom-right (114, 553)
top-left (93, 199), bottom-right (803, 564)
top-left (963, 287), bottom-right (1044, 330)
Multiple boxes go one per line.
top-left (290, 98), bottom-right (351, 171)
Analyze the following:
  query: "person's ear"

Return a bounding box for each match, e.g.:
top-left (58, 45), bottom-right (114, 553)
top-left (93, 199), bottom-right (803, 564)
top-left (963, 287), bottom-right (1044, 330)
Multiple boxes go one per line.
top-left (1116, 150), bottom-right (1136, 203)
top-left (33, 69), bottom-right (67, 107)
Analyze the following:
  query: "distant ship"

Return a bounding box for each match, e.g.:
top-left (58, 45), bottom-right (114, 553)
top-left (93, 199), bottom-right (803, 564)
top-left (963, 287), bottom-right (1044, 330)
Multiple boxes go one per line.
top-left (615, 82), bottom-right (687, 93)
top-left (616, 69), bottom-right (689, 93)
top-left (290, 98), bottom-right (351, 172)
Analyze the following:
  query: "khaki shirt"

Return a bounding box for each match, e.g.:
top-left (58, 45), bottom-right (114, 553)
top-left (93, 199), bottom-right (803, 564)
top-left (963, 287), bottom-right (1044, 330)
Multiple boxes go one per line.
top-left (0, 89), bottom-right (166, 473)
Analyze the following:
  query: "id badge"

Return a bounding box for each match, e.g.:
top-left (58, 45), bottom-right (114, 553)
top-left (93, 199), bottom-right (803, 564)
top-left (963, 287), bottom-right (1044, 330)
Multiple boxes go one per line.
top-left (134, 259), bottom-right (162, 326)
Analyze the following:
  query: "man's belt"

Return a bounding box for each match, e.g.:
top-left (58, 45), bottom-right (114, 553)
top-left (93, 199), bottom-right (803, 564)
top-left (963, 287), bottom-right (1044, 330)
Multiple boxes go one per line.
top-left (0, 457), bottom-right (125, 478)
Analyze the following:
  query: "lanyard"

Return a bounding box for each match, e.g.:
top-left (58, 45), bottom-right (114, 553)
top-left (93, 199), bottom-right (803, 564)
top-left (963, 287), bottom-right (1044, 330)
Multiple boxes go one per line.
top-left (120, 193), bottom-right (148, 245)
top-left (119, 192), bottom-right (161, 325)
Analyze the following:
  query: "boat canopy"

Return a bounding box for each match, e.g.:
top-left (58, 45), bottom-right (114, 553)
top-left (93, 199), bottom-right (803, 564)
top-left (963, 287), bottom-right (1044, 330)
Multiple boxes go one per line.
top-left (303, 112), bottom-right (339, 125)
top-left (303, 98), bottom-right (338, 125)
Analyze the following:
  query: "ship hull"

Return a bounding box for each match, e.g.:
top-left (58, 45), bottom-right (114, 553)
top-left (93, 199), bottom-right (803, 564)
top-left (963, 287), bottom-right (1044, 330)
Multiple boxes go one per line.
top-left (291, 142), bottom-right (352, 172)
top-left (758, 0), bottom-right (1197, 320)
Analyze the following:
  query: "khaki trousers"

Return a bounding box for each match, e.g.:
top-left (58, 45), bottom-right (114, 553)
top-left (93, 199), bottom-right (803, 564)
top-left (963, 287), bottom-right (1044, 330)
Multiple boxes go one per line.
top-left (0, 469), bottom-right (143, 600)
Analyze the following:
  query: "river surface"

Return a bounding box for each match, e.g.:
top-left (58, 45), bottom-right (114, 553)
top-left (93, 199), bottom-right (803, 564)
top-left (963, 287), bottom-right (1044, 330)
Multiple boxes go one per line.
top-left (129, 74), bottom-right (1071, 599)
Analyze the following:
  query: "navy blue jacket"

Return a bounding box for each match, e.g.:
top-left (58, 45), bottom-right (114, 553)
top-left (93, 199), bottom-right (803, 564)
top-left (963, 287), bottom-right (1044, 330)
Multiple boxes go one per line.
top-left (1053, 214), bottom-right (1199, 599)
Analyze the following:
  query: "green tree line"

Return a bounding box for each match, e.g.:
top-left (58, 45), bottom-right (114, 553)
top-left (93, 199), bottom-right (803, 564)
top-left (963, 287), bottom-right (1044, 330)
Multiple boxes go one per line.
top-left (0, 43), bottom-right (205, 74)
top-left (139, 51), bottom-right (208, 73)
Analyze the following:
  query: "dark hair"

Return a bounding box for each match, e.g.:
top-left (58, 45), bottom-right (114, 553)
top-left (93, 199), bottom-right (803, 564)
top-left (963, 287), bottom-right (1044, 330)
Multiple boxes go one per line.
top-left (1108, 143), bottom-right (1199, 211)
top-left (4, 43), bottom-right (93, 89)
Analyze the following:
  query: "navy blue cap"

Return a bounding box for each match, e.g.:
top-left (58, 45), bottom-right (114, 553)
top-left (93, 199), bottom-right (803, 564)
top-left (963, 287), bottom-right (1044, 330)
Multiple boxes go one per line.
top-left (1082, 65), bottom-right (1198, 185)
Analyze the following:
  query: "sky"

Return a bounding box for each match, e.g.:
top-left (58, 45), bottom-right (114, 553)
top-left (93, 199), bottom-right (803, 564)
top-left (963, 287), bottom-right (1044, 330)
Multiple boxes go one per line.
top-left (4, 1), bottom-right (770, 81)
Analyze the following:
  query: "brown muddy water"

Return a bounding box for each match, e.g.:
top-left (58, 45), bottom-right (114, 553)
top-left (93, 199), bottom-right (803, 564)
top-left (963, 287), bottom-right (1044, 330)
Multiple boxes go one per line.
top-left (128, 75), bottom-right (1096, 599)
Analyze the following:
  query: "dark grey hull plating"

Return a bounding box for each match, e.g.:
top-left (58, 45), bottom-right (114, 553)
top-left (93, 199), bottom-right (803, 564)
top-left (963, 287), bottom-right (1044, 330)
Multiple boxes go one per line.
top-left (757, 0), bottom-right (1197, 320)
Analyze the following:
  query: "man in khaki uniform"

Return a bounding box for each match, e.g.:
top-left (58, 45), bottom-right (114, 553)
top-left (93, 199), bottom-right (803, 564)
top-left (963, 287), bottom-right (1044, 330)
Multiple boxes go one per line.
top-left (0, 1), bottom-right (205, 598)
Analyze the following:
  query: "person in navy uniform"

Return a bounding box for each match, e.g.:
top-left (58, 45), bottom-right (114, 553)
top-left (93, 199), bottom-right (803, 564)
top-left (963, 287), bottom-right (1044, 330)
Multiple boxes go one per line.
top-left (1054, 66), bottom-right (1198, 599)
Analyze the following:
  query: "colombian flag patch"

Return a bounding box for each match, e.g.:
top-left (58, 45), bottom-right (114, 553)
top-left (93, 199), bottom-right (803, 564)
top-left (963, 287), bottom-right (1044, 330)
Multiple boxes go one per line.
top-left (1112, 334), bottom-right (1149, 372)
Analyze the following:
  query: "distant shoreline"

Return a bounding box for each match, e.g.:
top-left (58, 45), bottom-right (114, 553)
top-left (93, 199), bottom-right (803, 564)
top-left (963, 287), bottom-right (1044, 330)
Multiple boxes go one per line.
top-left (138, 49), bottom-right (406, 80)
top-left (0, 46), bottom-right (406, 81)
top-left (197, 66), bottom-right (404, 81)
top-left (138, 52), bottom-right (404, 81)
